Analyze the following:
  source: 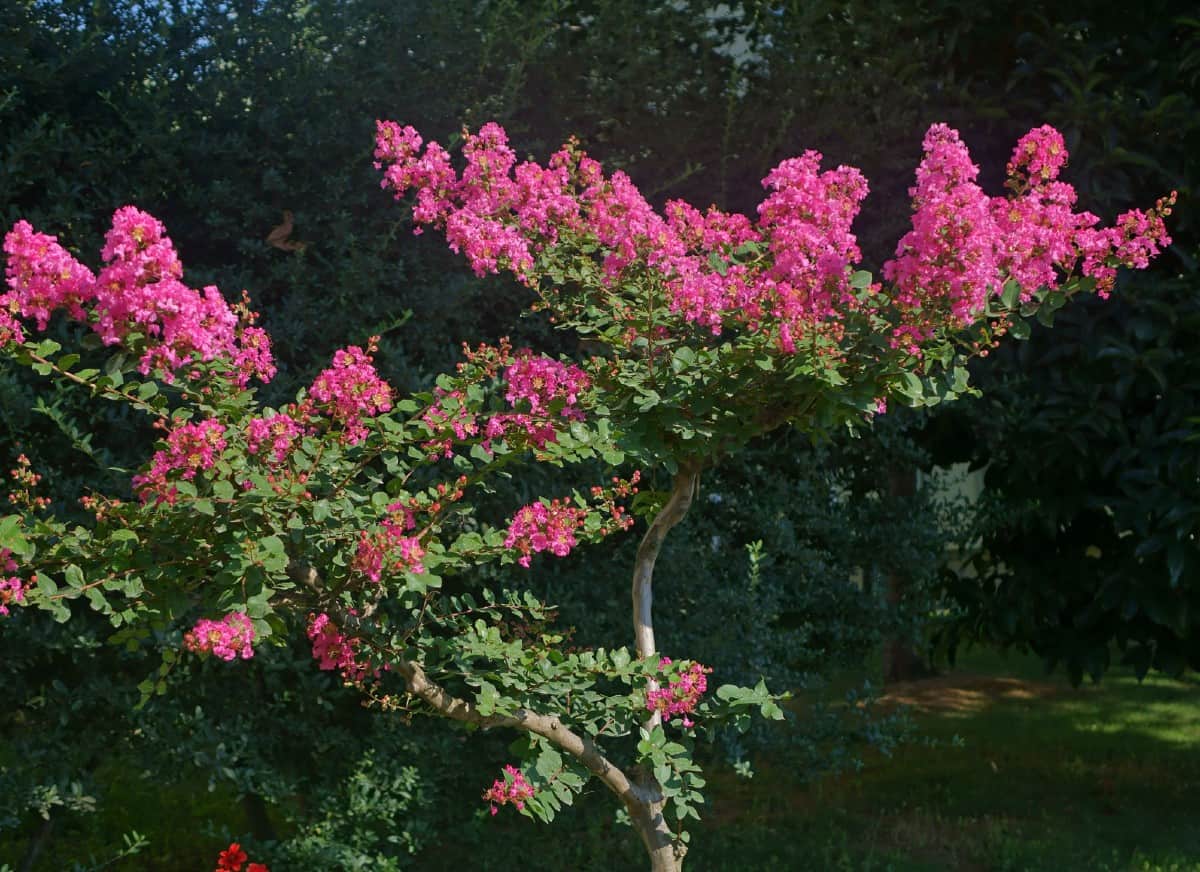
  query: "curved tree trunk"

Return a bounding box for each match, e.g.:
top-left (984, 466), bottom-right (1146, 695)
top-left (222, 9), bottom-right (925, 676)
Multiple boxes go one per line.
top-left (628, 461), bottom-right (701, 872)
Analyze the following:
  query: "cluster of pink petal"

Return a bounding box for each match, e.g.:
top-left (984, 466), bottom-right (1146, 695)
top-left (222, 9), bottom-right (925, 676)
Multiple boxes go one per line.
top-left (244, 412), bottom-right (305, 463)
top-left (1007, 125), bottom-right (1068, 184)
top-left (306, 612), bottom-right (374, 682)
top-left (884, 125), bottom-right (1174, 348)
top-left (230, 326), bottom-right (277, 387)
top-left (132, 419), bottom-right (227, 504)
top-left (351, 503), bottom-right (425, 582)
top-left (308, 346), bottom-right (394, 445)
top-left (2, 208), bottom-right (275, 382)
top-left (883, 124), bottom-right (1002, 332)
top-left (755, 153), bottom-right (870, 347)
top-left (0, 308), bottom-right (24, 345)
top-left (646, 657), bottom-right (712, 728)
top-left (2, 220), bottom-right (97, 330)
top-left (377, 121), bottom-right (582, 280)
top-left (377, 120), bottom-right (1173, 354)
top-left (0, 548), bottom-right (26, 617)
top-left (481, 412), bottom-right (558, 452)
top-left (504, 352), bottom-right (589, 420)
top-left (660, 200), bottom-right (759, 333)
top-left (184, 612), bottom-right (255, 661)
top-left (482, 765), bottom-right (536, 816)
top-left (504, 500), bottom-right (584, 568)
top-left (420, 388), bottom-right (479, 458)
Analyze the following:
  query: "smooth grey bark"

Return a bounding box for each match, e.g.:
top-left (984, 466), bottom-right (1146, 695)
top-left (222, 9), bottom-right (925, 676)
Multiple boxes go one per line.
top-left (627, 462), bottom-right (702, 871)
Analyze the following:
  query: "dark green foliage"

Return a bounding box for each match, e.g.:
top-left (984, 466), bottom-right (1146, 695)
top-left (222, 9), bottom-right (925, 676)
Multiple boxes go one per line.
top-left (929, 2), bottom-right (1200, 683)
top-left (4, 0), bottom-right (1193, 867)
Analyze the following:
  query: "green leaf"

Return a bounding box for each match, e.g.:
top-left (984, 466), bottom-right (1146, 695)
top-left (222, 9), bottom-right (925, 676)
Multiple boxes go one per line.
top-left (0, 516), bottom-right (29, 555)
top-left (34, 339), bottom-right (62, 357)
top-left (850, 270), bottom-right (873, 290)
top-left (535, 747), bottom-right (563, 779)
top-left (476, 681), bottom-right (500, 716)
top-left (64, 564), bottom-right (85, 589)
top-left (1000, 280), bottom-right (1021, 309)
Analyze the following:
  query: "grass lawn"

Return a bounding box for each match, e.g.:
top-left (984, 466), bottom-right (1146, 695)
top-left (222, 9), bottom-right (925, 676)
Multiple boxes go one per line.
top-left (5, 647), bottom-right (1197, 871)
top-left (684, 647), bottom-right (1200, 872)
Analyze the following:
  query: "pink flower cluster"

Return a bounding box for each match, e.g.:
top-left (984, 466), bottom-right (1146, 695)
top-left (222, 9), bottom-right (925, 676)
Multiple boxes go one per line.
top-left (1007, 124), bottom-right (1068, 184)
top-left (184, 611), bottom-right (256, 661)
top-left (504, 499), bottom-right (585, 568)
top-left (2, 220), bottom-right (95, 331)
top-left (481, 413), bottom-right (558, 453)
top-left (306, 612), bottom-right (378, 683)
top-left (308, 345), bottom-right (393, 445)
top-left (2, 208), bottom-right (275, 383)
top-left (0, 548), bottom-right (27, 617)
top-left (504, 352), bottom-right (590, 420)
top-left (244, 412), bottom-right (305, 464)
top-left (132, 418), bottom-right (227, 505)
top-left (420, 387), bottom-right (480, 458)
top-left (376, 121), bottom-right (580, 280)
top-left (646, 657), bottom-right (711, 728)
top-left (377, 120), bottom-right (1173, 355)
top-left (229, 325), bottom-right (277, 387)
top-left (351, 502), bottom-right (425, 583)
top-left (482, 764), bottom-right (536, 816)
top-left (884, 124), bottom-right (1175, 350)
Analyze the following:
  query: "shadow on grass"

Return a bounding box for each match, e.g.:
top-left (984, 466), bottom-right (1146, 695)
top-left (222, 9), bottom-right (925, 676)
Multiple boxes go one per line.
top-left (685, 649), bottom-right (1200, 872)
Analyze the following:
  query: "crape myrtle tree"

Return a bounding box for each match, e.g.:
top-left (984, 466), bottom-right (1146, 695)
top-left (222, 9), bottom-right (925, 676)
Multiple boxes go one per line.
top-left (0, 118), bottom-right (1171, 871)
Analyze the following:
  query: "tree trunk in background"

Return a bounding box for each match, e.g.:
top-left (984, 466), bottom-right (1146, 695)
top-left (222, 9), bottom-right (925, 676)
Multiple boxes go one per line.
top-left (882, 465), bottom-right (934, 684)
top-left (18, 814), bottom-right (54, 872)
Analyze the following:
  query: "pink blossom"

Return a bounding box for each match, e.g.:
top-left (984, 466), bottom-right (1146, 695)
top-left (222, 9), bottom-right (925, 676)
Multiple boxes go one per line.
top-left (504, 499), bottom-right (584, 567)
top-left (1007, 125), bottom-right (1068, 187)
top-left (756, 151), bottom-right (869, 334)
top-left (377, 120), bottom-right (1173, 356)
top-left (374, 121), bottom-right (458, 225)
top-left (244, 412), bottom-right (304, 464)
top-left (351, 504), bottom-right (425, 582)
top-left (0, 548), bottom-right (27, 617)
top-left (183, 611), bottom-right (256, 661)
top-left (645, 657), bottom-right (712, 728)
top-left (504, 352), bottom-right (590, 420)
top-left (482, 764), bottom-right (536, 816)
top-left (0, 308), bottom-right (23, 346)
top-left (3, 208), bottom-right (275, 384)
top-left (308, 345), bottom-right (393, 445)
top-left (231, 326), bottom-right (277, 386)
top-left (132, 418), bottom-right (227, 505)
top-left (2, 220), bottom-right (97, 329)
top-left (306, 612), bottom-right (376, 682)
top-left (884, 124), bottom-right (1001, 328)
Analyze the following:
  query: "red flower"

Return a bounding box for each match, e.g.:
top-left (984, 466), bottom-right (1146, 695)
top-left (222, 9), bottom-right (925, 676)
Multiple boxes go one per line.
top-left (248, 864), bottom-right (270, 872)
top-left (216, 842), bottom-right (247, 871)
